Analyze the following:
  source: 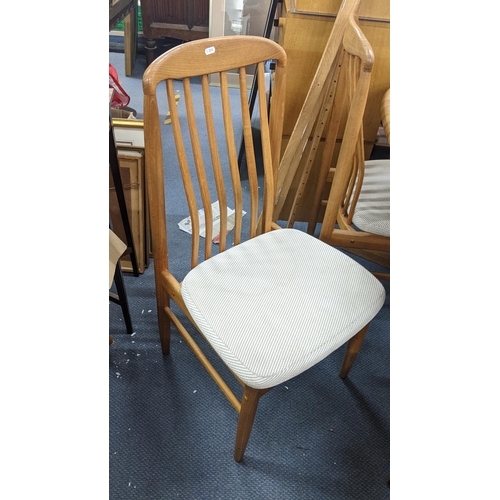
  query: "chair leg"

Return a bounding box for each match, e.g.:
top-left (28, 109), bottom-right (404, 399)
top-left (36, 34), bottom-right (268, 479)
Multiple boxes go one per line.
top-left (339, 323), bottom-right (370, 379)
top-left (234, 386), bottom-right (264, 462)
top-left (156, 284), bottom-right (171, 355)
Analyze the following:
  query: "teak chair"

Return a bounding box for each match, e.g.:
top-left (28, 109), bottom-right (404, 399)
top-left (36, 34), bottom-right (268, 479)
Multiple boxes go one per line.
top-left (271, 0), bottom-right (389, 276)
top-left (306, 20), bottom-right (390, 267)
top-left (272, 0), bottom-right (362, 223)
top-left (142, 35), bottom-right (386, 462)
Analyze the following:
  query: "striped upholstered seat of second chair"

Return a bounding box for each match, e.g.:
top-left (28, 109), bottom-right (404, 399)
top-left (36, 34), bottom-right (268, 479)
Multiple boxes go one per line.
top-left (351, 159), bottom-right (390, 238)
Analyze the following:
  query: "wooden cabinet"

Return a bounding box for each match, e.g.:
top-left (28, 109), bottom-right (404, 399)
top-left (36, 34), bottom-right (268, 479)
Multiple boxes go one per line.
top-left (277, 0), bottom-right (390, 223)
top-left (140, 0), bottom-right (210, 64)
top-left (109, 115), bottom-right (150, 274)
top-left (109, 150), bottom-right (150, 274)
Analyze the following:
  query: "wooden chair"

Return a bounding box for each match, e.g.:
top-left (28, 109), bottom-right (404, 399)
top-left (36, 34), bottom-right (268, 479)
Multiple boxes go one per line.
top-left (142, 35), bottom-right (386, 462)
top-left (311, 24), bottom-right (390, 276)
top-left (269, 0), bottom-right (389, 276)
top-left (272, 0), bottom-right (363, 223)
top-left (273, 3), bottom-right (389, 277)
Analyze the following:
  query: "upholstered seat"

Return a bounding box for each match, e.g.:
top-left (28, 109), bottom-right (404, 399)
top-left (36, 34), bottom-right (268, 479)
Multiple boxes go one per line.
top-left (351, 159), bottom-right (390, 238)
top-left (182, 228), bottom-right (385, 389)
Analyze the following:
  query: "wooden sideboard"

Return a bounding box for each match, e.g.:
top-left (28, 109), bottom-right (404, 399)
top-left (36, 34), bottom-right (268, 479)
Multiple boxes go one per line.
top-left (140, 0), bottom-right (210, 65)
top-left (276, 0), bottom-right (390, 223)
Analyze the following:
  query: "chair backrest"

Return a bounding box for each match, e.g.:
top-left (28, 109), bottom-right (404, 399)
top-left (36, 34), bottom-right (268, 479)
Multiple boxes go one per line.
top-left (271, 8), bottom-right (375, 235)
top-left (272, 0), bottom-right (362, 222)
top-left (311, 15), bottom-right (375, 237)
top-left (142, 36), bottom-right (287, 273)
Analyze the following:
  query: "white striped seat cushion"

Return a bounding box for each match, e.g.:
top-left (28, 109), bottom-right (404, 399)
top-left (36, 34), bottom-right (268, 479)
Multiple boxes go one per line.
top-left (181, 228), bottom-right (386, 389)
top-left (352, 159), bottom-right (390, 237)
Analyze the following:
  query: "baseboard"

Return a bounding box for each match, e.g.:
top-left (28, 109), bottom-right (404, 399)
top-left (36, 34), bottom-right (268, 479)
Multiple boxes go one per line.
top-left (109, 34), bottom-right (147, 55)
top-left (110, 30), bottom-right (144, 37)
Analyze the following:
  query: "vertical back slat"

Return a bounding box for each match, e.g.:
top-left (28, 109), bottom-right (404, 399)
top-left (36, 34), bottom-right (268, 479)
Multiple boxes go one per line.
top-left (167, 78), bottom-right (200, 268)
top-left (185, 75), bottom-right (214, 259)
top-left (220, 70), bottom-right (243, 246)
top-left (346, 114), bottom-right (365, 223)
top-left (202, 73), bottom-right (227, 252)
top-left (213, 72), bottom-right (227, 252)
top-left (342, 54), bottom-right (359, 212)
top-left (239, 68), bottom-right (259, 238)
top-left (343, 54), bottom-right (365, 223)
top-left (266, 60), bottom-right (287, 232)
top-left (256, 61), bottom-right (274, 233)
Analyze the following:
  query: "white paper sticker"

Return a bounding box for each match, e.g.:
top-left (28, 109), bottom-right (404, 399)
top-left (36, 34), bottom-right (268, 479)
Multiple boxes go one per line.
top-left (205, 46), bottom-right (215, 55)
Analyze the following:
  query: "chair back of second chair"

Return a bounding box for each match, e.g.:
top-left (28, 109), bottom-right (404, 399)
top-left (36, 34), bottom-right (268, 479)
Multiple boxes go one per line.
top-left (312, 20), bottom-right (390, 254)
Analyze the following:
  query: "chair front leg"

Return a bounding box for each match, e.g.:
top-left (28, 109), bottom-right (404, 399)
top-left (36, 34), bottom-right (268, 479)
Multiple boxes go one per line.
top-left (234, 386), bottom-right (266, 462)
top-left (339, 323), bottom-right (370, 379)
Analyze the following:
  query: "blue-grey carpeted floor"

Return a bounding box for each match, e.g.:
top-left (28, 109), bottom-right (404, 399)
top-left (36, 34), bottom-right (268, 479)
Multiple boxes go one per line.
top-left (109, 50), bottom-right (390, 500)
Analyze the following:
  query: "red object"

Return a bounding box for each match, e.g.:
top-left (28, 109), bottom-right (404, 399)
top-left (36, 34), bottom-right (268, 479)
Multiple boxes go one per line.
top-left (109, 63), bottom-right (130, 107)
